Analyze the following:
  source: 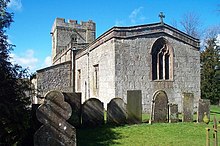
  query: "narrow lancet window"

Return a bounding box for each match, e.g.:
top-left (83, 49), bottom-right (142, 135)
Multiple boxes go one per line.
top-left (94, 64), bottom-right (99, 90)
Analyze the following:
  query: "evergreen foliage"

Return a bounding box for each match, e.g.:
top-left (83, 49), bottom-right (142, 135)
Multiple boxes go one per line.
top-left (200, 38), bottom-right (220, 104)
top-left (0, 0), bottom-right (32, 145)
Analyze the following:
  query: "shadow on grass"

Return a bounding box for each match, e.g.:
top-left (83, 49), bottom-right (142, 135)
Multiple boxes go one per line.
top-left (210, 111), bottom-right (220, 114)
top-left (76, 124), bottom-right (123, 146)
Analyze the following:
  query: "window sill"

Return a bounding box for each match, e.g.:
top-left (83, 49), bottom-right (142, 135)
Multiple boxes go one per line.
top-left (151, 79), bottom-right (174, 82)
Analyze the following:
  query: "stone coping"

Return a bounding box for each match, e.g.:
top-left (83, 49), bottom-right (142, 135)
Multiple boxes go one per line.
top-left (37, 61), bottom-right (71, 73)
top-left (76, 23), bottom-right (200, 59)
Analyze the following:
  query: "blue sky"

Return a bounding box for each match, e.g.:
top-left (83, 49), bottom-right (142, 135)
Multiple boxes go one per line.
top-left (6, 0), bottom-right (220, 73)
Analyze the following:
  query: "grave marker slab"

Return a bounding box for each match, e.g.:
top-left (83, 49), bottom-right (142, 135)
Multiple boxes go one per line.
top-left (63, 92), bottom-right (82, 127)
top-left (169, 103), bottom-right (178, 123)
top-left (34, 90), bottom-right (76, 146)
top-left (152, 91), bottom-right (168, 123)
top-left (197, 99), bottom-right (210, 123)
top-left (82, 98), bottom-right (104, 127)
top-left (127, 90), bottom-right (142, 124)
top-left (107, 98), bottom-right (127, 125)
top-left (182, 92), bottom-right (194, 122)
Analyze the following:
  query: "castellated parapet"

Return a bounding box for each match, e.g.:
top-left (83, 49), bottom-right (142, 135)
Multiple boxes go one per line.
top-left (51, 18), bottom-right (96, 35)
top-left (51, 18), bottom-right (96, 65)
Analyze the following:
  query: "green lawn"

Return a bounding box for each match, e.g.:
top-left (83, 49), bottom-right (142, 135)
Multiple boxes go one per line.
top-left (77, 105), bottom-right (220, 146)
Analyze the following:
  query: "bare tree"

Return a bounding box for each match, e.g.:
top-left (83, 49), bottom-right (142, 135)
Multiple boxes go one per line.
top-left (180, 12), bottom-right (201, 38)
top-left (204, 25), bottom-right (220, 40)
top-left (170, 19), bottom-right (178, 29)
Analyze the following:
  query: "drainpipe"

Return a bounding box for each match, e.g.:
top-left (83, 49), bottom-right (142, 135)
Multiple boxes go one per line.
top-left (87, 47), bottom-right (90, 98)
top-left (72, 47), bottom-right (76, 92)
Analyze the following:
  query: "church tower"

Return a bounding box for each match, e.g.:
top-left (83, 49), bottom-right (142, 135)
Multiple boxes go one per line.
top-left (50, 18), bottom-right (96, 65)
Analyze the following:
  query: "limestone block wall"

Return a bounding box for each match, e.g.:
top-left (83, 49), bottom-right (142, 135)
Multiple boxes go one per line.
top-left (51, 18), bottom-right (96, 64)
top-left (171, 37), bottom-right (200, 111)
top-left (75, 39), bottom-right (115, 107)
top-left (115, 37), bottom-right (153, 113)
top-left (37, 61), bottom-right (73, 96)
top-left (60, 49), bottom-right (72, 63)
top-left (115, 36), bottom-right (200, 113)
top-left (75, 51), bottom-right (88, 102)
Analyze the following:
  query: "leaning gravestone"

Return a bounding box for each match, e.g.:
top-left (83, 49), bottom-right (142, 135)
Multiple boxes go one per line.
top-left (82, 98), bottom-right (104, 127)
top-left (107, 98), bottom-right (127, 125)
top-left (127, 90), bottom-right (142, 124)
top-left (182, 92), bottom-right (194, 122)
top-left (152, 91), bottom-right (168, 123)
top-left (197, 99), bottom-right (210, 123)
top-left (34, 90), bottom-right (76, 146)
top-left (63, 92), bottom-right (82, 127)
top-left (169, 103), bottom-right (178, 123)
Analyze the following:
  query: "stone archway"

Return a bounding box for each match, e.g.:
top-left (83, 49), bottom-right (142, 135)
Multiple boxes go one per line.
top-left (152, 90), bottom-right (169, 123)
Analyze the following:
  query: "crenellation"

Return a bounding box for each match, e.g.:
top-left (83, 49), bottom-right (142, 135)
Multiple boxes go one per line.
top-left (52, 18), bottom-right (95, 32)
top-left (51, 18), bottom-right (96, 65)
top-left (68, 19), bottom-right (78, 24)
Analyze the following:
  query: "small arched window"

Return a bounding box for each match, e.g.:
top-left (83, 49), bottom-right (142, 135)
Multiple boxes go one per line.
top-left (151, 38), bottom-right (173, 80)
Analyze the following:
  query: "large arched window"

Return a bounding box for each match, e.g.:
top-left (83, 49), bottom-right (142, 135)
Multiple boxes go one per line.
top-left (151, 38), bottom-right (173, 80)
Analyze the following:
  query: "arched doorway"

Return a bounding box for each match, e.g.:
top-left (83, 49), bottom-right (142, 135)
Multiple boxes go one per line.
top-left (151, 90), bottom-right (169, 123)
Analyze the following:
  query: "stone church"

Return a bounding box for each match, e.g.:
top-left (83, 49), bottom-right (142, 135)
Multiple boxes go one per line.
top-left (36, 17), bottom-right (200, 113)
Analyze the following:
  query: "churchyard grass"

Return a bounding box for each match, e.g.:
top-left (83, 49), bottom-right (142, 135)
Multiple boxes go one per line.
top-left (77, 105), bottom-right (220, 146)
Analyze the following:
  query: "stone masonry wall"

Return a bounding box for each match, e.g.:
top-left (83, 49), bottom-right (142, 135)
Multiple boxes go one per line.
top-left (74, 23), bottom-right (200, 113)
top-left (115, 35), bottom-right (200, 113)
top-left (172, 37), bottom-right (200, 111)
top-left (115, 37), bottom-right (153, 113)
top-left (37, 61), bottom-right (73, 97)
top-left (51, 18), bottom-right (96, 65)
top-left (75, 39), bottom-right (115, 107)
top-left (75, 52), bottom-right (88, 102)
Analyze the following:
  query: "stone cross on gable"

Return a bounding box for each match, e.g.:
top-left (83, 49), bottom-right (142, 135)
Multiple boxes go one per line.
top-left (159, 12), bottom-right (165, 24)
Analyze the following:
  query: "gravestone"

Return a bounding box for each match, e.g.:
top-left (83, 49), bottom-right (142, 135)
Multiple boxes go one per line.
top-left (197, 99), bottom-right (210, 123)
top-left (127, 90), bottom-right (142, 124)
top-left (107, 98), bottom-right (127, 125)
top-left (63, 92), bottom-right (82, 127)
top-left (152, 91), bottom-right (168, 123)
top-left (82, 98), bottom-right (104, 127)
top-left (169, 103), bottom-right (178, 123)
top-left (182, 92), bottom-right (194, 122)
top-left (34, 90), bottom-right (76, 146)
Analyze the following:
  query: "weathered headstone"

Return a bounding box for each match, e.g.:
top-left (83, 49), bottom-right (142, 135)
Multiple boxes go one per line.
top-left (82, 98), bottom-right (104, 127)
top-left (152, 90), bottom-right (168, 123)
top-left (197, 99), bottom-right (210, 123)
top-left (63, 92), bottom-right (82, 127)
top-left (34, 90), bottom-right (76, 146)
top-left (169, 103), bottom-right (178, 123)
top-left (182, 92), bottom-right (194, 122)
top-left (107, 98), bottom-right (127, 125)
top-left (127, 90), bottom-right (142, 124)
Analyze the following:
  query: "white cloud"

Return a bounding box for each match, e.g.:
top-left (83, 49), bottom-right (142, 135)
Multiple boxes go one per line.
top-left (115, 6), bottom-right (146, 26)
top-left (43, 56), bottom-right (51, 67)
top-left (129, 7), bottom-right (145, 25)
top-left (115, 20), bottom-right (125, 26)
top-left (10, 49), bottom-right (38, 72)
top-left (8, 0), bottom-right (22, 11)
